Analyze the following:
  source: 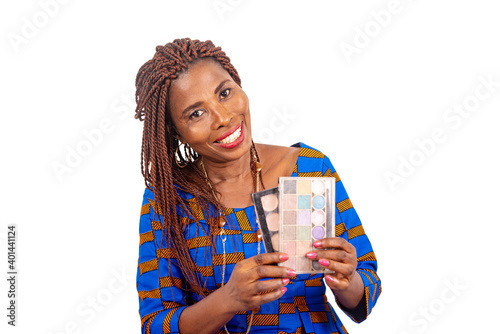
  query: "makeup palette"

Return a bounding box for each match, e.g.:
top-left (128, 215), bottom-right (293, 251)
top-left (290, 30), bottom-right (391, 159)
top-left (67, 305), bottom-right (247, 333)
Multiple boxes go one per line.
top-left (252, 177), bottom-right (336, 273)
top-left (251, 187), bottom-right (280, 253)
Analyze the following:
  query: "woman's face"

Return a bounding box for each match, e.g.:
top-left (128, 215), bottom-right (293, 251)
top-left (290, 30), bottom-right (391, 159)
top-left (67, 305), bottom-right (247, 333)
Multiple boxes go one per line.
top-left (168, 58), bottom-right (252, 164)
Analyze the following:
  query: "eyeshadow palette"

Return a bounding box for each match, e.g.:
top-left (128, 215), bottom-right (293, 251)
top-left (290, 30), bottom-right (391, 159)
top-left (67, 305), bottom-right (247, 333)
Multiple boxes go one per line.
top-left (251, 177), bottom-right (336, 273)
top-left (279, 177), bottom-right (335, 273)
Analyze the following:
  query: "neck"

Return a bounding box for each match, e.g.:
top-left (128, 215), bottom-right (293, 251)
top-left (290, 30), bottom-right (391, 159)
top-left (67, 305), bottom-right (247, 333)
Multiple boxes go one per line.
top-left (200, 152), bottom-right (252, 186)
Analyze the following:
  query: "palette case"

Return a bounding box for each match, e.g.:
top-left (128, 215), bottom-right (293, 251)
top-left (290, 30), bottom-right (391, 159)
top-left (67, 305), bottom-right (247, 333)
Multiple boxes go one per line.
top-left (251, 177), bottom-right (336, 274)
top-left (251, 187), bottom-right (280, 254)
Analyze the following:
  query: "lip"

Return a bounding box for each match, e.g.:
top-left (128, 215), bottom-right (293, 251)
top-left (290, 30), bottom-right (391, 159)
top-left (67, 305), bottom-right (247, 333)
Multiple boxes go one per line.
top-left (214, 122), bottom-right (245, 149)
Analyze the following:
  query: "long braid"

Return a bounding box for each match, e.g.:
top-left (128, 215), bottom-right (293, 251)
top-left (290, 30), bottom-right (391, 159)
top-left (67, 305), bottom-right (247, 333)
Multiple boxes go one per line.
top-left (134, 38), bottom-right (242, 297)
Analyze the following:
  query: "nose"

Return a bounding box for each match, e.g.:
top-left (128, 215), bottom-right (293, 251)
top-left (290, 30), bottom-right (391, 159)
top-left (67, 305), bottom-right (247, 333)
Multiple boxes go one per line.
top-left (211, 103), bottom-right (232, 129)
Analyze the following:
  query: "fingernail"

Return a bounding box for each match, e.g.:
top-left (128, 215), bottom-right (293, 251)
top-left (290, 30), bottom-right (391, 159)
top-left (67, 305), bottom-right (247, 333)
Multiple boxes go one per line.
top-left (281, 287), bottom-right (287, 294)
top-left (279, 254), bottom-right (289, 261)
top-left (287, 269), bottom-right (296, 277)
top-left (325, 275), bottom-right (334, 282)
top-left (306, 252), bottom-right (316, 259)
top-left (318, 259), bottom-right (329, 266)
top-left (282, 278), bottom-right (289, 285)
top-left (313, 241), bottom-right (322, 248)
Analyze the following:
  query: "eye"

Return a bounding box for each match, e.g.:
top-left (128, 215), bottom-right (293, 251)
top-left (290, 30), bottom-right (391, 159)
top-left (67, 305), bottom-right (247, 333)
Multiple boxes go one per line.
top-left (189, 109), bottom-right (204, 119)
top-left (220, 88), bottom-right (230, 99)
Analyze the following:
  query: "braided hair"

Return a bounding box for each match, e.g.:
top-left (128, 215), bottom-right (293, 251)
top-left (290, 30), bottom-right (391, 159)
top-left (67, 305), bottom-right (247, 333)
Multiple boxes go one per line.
top-left (134, 38), bottom-right (243, 297)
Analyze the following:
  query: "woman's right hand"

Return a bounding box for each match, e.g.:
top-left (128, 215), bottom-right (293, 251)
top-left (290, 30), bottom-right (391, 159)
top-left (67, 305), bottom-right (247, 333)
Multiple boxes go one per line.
top-left (221, 252), bottom-right (295, 313)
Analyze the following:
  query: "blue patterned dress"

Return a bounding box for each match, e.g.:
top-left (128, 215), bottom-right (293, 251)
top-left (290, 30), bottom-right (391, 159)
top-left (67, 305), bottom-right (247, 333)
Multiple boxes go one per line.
top-left (136, 143), bottom-right (381, 333)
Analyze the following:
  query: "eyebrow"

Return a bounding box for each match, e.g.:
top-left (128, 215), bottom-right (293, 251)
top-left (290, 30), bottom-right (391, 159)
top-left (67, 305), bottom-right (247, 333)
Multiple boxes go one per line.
top-left (181, 79), bottom-right (231, 115)
top-left (214, 79), bottom-right (230, 94)
top-left (182, 101), bottom-right (203, 115)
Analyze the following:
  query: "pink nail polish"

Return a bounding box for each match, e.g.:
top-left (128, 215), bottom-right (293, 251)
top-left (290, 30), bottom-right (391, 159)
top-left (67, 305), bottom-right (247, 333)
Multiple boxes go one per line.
top-left (313, 241), bottom-right (322, 248)
top-left (306, 252), bottom-right (316, 259)
top-left (282, 278), bottom-right (289, 285)
top-left (325, 275), bottom-right (334, 282)
top-left (281, 287), bottom-right (287, 294)
top-left (279, 254), bottom-right (289, 261)
top-left (287, 269), bottom-right (296, 277)
top-left (318, 259), bottom-right (329, 266)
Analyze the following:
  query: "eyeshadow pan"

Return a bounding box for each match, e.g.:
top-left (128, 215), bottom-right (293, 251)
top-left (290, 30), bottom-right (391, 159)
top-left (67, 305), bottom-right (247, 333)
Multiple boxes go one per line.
top-left (312, 260), bottom-right (322, 271)
top-left (296, 241), bottom-right (312, 256)
top-left (286, 257), bottom-right (296, 269)
top-left (297, 195), bottom-right (311, 209)
top-left (283, 180), bottom-right (296, 194)
top-left (296, 257), bottom-right (309, 270)
top-left (298, 226), bottom-right (311, 240)
top-left (283, 210), bottom-right (297, 225)
top-left (311, 210), bottom-right (325, 225)
top-left (298, 179), bottom-right (311, 194)
top-left (283, 195), bottom-right (297, 210)
top-left (312, 195), bottom-right (325, 209)
top-left (282, 241), bottom-right (296, 255)
top-left (312, 180), bottom-right (325, 194)
top-left (282, 225), bottom-right (297, 241)
top-left (312, 226), bottom-right (325, 240)
top-left (266, 212), bottom-right (279, 231)
top-left (271, 233), bottom-right (280, 251)
top-left (261, 194), bottom-right (278, 212)
top-left (297, 210), bottom-right (311, 226)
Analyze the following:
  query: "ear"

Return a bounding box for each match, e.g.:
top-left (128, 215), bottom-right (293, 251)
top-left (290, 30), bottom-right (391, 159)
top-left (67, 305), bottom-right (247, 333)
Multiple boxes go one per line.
top-left (174, 135), bottom-right (187, 146)
top-left (176, 136), bottom-right (186, 145)
top-left (167, 123), bottom-right (185, 144)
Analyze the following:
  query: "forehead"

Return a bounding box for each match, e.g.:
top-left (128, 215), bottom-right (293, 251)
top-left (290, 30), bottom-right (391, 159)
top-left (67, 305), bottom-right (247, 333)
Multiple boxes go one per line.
top-left (170, 58), bottom-right (232, 95)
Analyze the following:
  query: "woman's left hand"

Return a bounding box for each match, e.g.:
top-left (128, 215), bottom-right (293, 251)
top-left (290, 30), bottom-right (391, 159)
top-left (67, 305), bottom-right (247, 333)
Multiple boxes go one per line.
top-left (306, 237), bottom-right (364, 308)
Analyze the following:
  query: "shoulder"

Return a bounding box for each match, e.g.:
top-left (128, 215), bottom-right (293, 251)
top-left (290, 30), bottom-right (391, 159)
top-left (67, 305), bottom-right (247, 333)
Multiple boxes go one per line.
top-left (255, 142), bottom-right (336, 186)
top-left (255, 143), bottom-right (299, 186)
top-left (141, 184), bottom-right (194, 218)
top-left (142, 183), bottom-right (193, 200)
top-left (255, 142), bottom-right (332, 166)
top-left (142, 186), bottom-right (154, 205)
top-left (256, 143), bottom-right (300, 165)
top-left (289, 142), bottom-right (336, 175)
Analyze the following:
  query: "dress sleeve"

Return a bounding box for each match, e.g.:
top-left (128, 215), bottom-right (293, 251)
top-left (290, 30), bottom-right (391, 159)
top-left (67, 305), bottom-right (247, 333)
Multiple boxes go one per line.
top-left (136, 188), bottom-right (189, 334)
top-left (321, 155), bottom-right (382, 323)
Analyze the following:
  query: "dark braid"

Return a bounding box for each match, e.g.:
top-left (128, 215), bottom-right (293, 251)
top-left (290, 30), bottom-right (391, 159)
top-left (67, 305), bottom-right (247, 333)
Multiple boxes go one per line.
top-left (134, 38), bottom-right (243, 297)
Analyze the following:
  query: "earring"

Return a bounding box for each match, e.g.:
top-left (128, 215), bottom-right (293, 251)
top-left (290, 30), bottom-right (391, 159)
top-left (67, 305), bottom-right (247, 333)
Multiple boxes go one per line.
top-left (175, 143), bottom-right (192, 168)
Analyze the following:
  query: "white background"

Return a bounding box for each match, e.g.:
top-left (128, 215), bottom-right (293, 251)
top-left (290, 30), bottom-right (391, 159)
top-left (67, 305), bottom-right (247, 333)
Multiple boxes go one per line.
top-left (1, 0), bottom-right (499, 333)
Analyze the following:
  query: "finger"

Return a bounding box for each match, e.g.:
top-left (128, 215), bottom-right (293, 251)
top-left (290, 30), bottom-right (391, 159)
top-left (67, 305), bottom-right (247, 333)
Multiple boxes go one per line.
top-left (326, 261), bottom-right (356, 279)
top-left (311, 257), bottom-right (356, 280)
top-left (324, 274), bottom-right (349, 291)
top-left (304, 255), bottom-right (356, 280)
top-left (254, 285), bottom-right (288, 305)
top-left (252, 264), bottom-right (296, 280)
top-left (313, 238), bottom-right (356, 254)
top-left (251, 252), bottom-right (290, 267)
top-left (305, 249), bottom-right (356, 265)
top-left (241, 278), bottom-right (289, 308)
top-left (251, 277), bottom-right (291, 295)
top-left (235, 280), bottom-right (288, 311)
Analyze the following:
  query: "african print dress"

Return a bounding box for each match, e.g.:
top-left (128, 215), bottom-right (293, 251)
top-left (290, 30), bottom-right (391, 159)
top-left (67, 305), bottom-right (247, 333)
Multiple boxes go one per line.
top-left (136, 142), bottom-right (381, 334)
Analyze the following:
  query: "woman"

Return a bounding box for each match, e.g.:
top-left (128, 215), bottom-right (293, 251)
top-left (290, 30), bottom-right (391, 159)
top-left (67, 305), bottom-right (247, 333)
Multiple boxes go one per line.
top-left (135, 38), bottom-right (381, 334)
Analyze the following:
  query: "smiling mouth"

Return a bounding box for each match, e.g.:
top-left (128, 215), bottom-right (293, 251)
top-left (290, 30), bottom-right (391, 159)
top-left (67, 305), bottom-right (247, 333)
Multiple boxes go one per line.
top-left (216, 124), bottom-right (242, 144)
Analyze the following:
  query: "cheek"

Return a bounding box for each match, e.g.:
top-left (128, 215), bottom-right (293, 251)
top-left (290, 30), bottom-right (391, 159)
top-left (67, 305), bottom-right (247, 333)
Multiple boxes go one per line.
top-left (234, 93), bottom-right (252, 134)
top-left (182, 122), bottom-right (209, 142)
top-left (233, 91), bottom-right (250, 114)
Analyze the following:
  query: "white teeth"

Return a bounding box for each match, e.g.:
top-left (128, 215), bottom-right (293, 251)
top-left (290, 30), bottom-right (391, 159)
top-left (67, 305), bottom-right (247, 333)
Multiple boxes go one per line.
top-left (218, 126), bottom-right (242, 144)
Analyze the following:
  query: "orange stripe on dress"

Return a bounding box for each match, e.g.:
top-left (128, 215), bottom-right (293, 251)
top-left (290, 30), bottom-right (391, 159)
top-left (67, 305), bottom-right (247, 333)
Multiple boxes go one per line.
top-left (139, 231), bottom-right (154, 246)
top-left (139, 259), bottom-right (158, 274)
